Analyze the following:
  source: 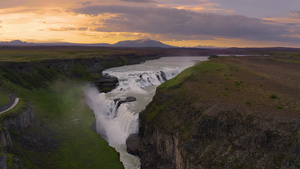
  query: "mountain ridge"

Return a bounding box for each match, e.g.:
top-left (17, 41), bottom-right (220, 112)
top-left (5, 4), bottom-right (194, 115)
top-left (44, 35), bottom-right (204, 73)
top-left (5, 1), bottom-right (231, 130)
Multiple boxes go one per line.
top-left (0, 39), bottom-right (173, 48)
top-left (113, 38), bottom-right (172, 48)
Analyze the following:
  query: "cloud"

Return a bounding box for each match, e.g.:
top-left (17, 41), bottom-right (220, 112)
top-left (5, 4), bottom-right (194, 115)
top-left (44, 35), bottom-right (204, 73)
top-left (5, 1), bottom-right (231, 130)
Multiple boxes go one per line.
top-left (210, 0), bottom-right (300, 18)
top-left (156, 0), bottom-right (231, 14)
top-left (290, 11), bottom-right (300, 19)
top-left (0, 0), bottom-right (25, 9)
top-left (119, 0), bottom-right (155, 3)
top-left (72, 5), bottom-right (300, 42)
top-left (26, 39), bottom-right (65, 43)
top-left (77, 1), bottom-right (93, 6)
top-left (49, 27), bottom-right (88, 31)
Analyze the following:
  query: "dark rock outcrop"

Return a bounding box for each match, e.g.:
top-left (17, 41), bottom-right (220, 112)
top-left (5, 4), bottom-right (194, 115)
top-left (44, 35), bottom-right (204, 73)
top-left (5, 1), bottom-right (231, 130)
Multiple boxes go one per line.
top-left (126, 134), bottom-right (142, 156)
top-left (114, 96), bottom-right (137, 108)
top-left (114, 96), bottom-right (137, 104)
top-left (0, 155), bottom-right (7, 169)
top-left (1, 129), bottom-right (12, 148)
top-left (93, 75), bottom-right (118, 92)
top-left (0, 102), bottom-right (35, 148)
top-left (160, 71), bottom-right (168, 82)
top-left (12, 156), bottom-right (24, 169)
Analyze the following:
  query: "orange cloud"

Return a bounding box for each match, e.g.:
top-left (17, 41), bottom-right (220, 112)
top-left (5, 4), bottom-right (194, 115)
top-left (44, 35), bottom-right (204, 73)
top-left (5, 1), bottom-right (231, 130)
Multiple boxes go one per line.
top-left (49, 27), bottom-right (89, 31)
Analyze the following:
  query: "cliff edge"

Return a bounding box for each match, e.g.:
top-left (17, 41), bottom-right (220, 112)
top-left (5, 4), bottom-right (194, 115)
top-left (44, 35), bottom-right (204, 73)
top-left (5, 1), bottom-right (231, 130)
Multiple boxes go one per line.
top-left (139, 56), bottom-right (300, 168)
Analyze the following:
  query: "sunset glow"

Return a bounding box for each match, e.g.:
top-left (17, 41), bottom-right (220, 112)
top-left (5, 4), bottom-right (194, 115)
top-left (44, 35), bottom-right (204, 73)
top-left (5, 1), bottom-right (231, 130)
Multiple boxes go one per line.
top-left (0, 0), bottom-right (300, 47)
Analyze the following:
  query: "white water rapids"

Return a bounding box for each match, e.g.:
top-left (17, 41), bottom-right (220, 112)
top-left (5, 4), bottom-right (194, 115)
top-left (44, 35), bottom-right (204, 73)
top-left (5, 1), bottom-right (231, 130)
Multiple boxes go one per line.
top-left (84, 56), bottom-right (208, 169)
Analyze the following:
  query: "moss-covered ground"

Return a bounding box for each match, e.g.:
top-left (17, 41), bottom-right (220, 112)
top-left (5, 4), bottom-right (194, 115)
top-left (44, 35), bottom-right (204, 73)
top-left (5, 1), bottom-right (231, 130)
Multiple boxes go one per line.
top-left (0, 90), bottom-right (10, 107)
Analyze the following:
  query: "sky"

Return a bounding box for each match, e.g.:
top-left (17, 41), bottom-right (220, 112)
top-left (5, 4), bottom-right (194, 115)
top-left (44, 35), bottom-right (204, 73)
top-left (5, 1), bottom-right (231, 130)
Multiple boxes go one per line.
top-left (0, 0), bottom-right (300, 47)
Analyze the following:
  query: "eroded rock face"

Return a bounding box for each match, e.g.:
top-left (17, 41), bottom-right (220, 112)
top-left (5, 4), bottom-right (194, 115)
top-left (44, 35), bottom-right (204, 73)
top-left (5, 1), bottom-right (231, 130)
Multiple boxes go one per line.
top-left (0, 102), bottom-right (58, 168)
top-left (139, 95), bottom-right (300, 169)
top-left (93, 75), bottom-right (119, 92)
top-left (1, 103), bottom-right (35, 130)
top-left (0, 155), bottom-right (7, 169)
top-left (126, 134), bottom-right (142, 156)
top-left (0, 102), bottom-right (35, 169)
top-left (0, 103), bottom-right (35, 148)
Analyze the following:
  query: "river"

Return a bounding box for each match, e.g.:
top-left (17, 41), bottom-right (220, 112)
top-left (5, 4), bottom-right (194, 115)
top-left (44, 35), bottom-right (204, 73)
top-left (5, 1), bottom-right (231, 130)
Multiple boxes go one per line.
top-left (84, 56), bottom-right (208, 169)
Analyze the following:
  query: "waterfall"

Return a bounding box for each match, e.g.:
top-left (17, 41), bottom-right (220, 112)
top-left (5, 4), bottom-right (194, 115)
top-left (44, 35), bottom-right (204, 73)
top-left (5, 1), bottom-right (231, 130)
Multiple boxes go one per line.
top-left (84, 56), bottom-right (208, 169)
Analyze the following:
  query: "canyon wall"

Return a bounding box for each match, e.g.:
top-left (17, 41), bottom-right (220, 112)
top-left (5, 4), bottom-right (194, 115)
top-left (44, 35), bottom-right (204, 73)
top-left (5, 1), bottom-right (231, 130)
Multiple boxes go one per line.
top-left (138, 57), bottom-right (300, 168)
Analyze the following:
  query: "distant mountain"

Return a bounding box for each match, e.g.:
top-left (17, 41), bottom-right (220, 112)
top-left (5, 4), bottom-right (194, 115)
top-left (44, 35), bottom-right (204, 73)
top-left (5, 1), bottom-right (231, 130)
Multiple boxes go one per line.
top-left (0, 40), bottom-right (35, 46)
top-left (0, 40), bottom-right (111, 47)
top-left (193, 45), bottom-right (225, 49)
top-left (37, 42), bottom-right (112, 47)
top-left (0, 39), bottom-right (173, 48)
top-left (113, 39), bottom-right (172, 48)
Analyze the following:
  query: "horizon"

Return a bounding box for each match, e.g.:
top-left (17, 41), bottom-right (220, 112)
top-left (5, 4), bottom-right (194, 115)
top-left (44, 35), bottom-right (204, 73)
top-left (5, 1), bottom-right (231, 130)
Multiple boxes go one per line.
top-left (1, 39), bottom-right (300, 49)
top-left (0, 0), bottom-right (300, 48)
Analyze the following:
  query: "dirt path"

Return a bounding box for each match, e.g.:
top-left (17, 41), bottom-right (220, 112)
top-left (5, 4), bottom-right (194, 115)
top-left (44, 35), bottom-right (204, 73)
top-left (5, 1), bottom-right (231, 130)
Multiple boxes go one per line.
top-left (0, 98), bottom-right (20, 114)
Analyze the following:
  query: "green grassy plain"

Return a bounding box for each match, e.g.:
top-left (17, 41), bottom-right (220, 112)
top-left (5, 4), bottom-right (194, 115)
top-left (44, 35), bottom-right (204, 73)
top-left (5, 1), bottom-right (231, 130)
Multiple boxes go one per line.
top-left (0, 48), bottom-right (111, 62)
top-left (158, 56), bottom-right (300, 119)
top-left (0, 47), bottom-right (160, 62)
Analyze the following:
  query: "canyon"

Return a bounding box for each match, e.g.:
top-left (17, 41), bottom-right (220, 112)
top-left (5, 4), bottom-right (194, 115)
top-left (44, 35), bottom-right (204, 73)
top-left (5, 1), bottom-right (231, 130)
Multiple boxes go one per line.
top-left (0, 47), bottom-right (299, 168)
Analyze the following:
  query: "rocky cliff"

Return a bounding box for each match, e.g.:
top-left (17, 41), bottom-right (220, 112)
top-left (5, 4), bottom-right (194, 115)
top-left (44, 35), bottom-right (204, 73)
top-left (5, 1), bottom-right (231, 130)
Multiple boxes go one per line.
top-left (0, 53), bottom-right (161, 90)
top-left (0, 53), bottom-right (161, 74)
top-left (139, 56), bottom-right (300, 168)
top-left (0, 102), bottom-right (35, 169)
top-left (0, 102), bottom-right (35, 148)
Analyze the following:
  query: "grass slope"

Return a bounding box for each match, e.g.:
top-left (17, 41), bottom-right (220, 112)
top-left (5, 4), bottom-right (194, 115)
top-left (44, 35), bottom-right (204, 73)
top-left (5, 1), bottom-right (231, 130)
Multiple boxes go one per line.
top-left (157, 56), bottom-right (300, 120)
top-left (1, 79), bottom-right (124, 169)
top-left (0, 92), bottom-right (9, 107)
